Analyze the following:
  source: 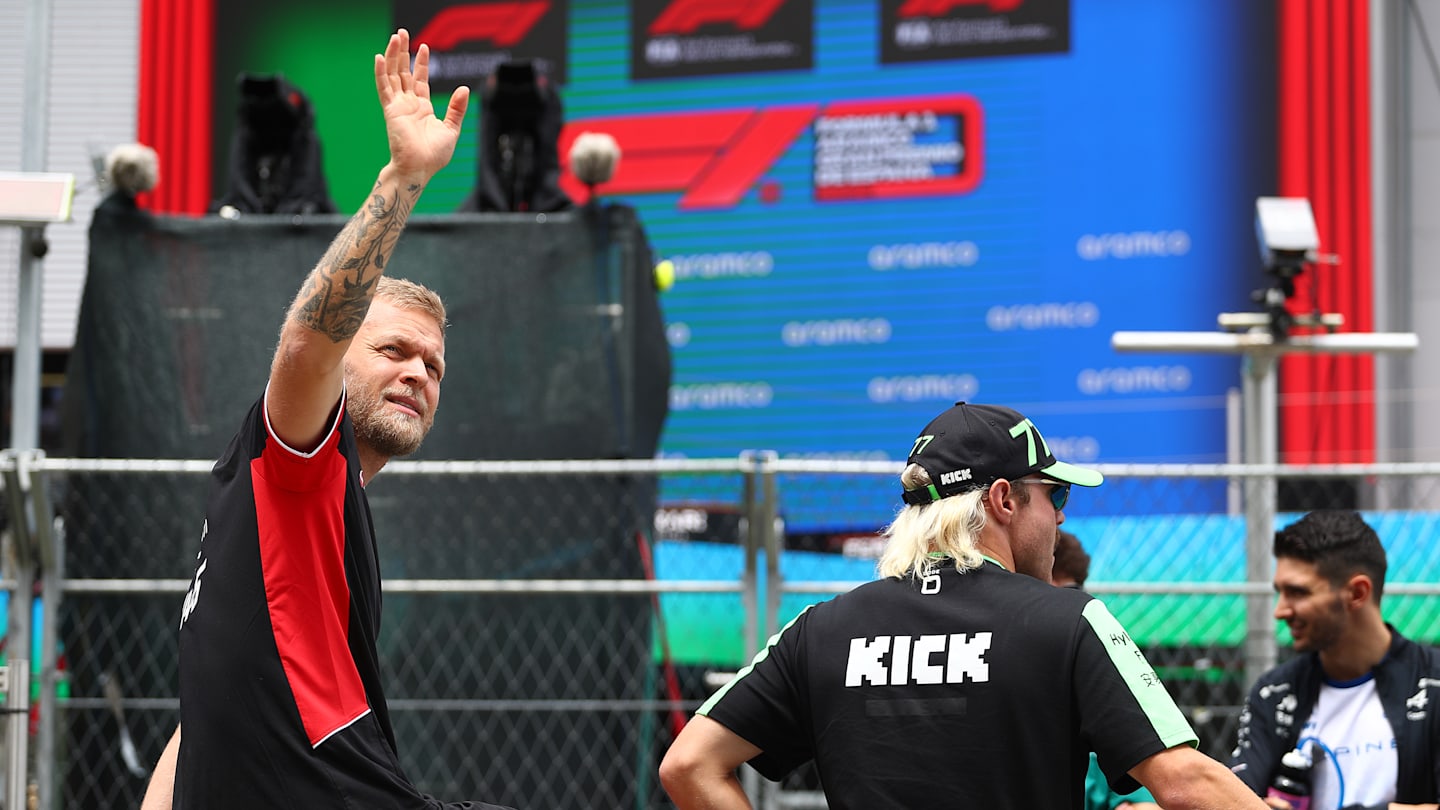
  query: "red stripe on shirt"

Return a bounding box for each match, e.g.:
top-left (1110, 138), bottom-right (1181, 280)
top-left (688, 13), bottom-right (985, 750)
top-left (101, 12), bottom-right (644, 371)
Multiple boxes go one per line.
top-left (252, 425), bottom-right (369, 747)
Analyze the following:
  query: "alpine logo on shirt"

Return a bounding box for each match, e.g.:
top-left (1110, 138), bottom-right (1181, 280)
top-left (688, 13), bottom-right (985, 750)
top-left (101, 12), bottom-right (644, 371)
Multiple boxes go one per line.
top-left (846, 632), bottom-right (991, 686)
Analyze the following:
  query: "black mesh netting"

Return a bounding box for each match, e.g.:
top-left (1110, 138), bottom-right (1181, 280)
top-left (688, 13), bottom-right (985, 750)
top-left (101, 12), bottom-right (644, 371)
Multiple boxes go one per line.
top-left (60, 203), bottom-right (673, 809)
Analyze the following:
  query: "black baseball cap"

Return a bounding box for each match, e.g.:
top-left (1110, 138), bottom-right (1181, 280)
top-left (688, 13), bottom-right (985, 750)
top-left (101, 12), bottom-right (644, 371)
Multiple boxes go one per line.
top-left (901, 402), bottom-right (1103, 506)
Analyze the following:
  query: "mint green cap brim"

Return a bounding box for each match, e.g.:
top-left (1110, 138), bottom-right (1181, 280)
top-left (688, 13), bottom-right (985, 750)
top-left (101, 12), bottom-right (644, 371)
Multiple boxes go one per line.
top-left (1041, 460), bottom-right (1103, 488)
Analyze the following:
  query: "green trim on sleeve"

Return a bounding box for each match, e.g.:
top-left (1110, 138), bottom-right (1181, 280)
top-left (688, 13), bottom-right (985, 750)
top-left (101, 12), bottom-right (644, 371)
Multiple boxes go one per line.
top-left (1080, 600), bottom-right (1197, 750)
top-left (699, 605), bottom-right (815, 717)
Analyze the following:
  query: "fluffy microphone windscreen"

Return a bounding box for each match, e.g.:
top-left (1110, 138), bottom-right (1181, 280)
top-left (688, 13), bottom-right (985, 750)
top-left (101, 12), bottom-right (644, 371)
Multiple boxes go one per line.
top-left (568, 132), bottom-right (621, 187)
top-left (105, 143), bottom-right (161, 196)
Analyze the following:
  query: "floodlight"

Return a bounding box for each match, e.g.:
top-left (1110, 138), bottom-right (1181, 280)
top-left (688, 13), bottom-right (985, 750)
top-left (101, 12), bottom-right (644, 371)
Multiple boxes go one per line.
top-left (1255, 197), bottom-right (1319, 276)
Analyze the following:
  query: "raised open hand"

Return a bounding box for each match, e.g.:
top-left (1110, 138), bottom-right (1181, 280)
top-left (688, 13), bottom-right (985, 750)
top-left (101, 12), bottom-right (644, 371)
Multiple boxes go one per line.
top-left (374, 28), bottom-right (471, 182)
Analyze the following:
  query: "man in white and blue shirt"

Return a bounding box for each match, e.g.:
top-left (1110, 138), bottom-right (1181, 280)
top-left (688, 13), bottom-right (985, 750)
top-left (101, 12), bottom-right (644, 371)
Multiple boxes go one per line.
top-left (1229, 510), bottom-right (1440, 810)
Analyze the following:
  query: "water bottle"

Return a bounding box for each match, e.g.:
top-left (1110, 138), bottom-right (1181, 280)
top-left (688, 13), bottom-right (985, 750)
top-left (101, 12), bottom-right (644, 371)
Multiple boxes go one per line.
top-left (1266, 748), bottom-right (1313, 810)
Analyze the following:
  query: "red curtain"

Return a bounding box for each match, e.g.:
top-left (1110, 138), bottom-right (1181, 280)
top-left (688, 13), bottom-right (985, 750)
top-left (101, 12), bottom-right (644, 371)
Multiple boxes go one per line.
top-left (1276, 0), bottom-right (1375, 464)
top-left (137, 0), bottom-right (214, 214)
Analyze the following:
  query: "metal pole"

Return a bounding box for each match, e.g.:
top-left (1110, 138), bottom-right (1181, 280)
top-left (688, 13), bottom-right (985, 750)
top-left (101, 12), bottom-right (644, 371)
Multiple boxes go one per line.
top-left (12, 238), bottom-right (44, 452)
top-left (1241, 353), bottom-right (1278, 687)
top-left (14, 0), bottom-right (55, 452)
top-left (740, 454), bottom-right (759, 670)
top-left (1371, 0), bottom-right (1414, 509)
top-left (757, 454), bottom-right (781, 810)
top-left (760, 457), bottom-right (781, 642)
top-left (12, 0), bottom-right (52, 444)
top-left (1, 455), bottom-right (35, 810)
top-left (1226, 387), bottom-right (1241, 514)
top-left (32, 466), bottom-right (58, 810)
top-left (738, 455), bottom-right (761, 806)
top-left (5, 660), bottom-right (29, 810)
top-left (14, 0), bottom-right (54, 800)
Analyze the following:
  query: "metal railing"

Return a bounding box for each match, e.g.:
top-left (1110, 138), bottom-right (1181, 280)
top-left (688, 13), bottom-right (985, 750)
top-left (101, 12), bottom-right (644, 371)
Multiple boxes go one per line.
top-left (2, 452), bottom-right (1440, 809)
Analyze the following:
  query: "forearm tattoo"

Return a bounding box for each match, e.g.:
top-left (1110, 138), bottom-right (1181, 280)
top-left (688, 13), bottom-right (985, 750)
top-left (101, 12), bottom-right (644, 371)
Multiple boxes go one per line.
top-left (291, 180), bottom-right (424, 342)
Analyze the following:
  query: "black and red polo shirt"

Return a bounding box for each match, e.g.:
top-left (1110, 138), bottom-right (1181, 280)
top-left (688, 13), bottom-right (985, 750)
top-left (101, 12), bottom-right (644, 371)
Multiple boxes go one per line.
top-left (175, 393), bottom-right (510, 809)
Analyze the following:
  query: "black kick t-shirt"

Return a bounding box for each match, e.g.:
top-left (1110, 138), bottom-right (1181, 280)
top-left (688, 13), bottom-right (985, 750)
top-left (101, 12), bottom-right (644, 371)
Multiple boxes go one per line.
top-left (701, 560), bottom-right (1195, 809)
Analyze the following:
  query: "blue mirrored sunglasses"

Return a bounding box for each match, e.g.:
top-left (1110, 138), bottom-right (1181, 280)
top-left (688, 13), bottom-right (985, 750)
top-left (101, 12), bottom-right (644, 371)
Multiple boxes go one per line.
top-left (1015, 477), bottom-right (1070, 511)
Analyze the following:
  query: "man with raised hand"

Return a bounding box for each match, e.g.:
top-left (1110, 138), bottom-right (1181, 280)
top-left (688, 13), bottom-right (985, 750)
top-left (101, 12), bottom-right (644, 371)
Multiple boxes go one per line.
top-left (142, 29), bottom-right (515, 810)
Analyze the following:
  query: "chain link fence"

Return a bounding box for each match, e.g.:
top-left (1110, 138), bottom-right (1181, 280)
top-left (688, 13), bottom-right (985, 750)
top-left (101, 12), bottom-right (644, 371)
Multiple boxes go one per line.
top-left (3, 454), bottom-right (1440, 809)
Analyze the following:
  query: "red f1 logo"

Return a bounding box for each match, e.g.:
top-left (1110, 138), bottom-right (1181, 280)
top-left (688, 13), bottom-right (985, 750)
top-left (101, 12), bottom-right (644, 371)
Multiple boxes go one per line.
top-left (560, 107), bottom-right (817, 209)
top-left (898, 0), bottom-right (1022, 16)
top-left (649, 0), bottom-right (790, 35)
top-left (558, 95), bottom-right (982, 210)
top-left (415, 1), bottom-right (551, 50)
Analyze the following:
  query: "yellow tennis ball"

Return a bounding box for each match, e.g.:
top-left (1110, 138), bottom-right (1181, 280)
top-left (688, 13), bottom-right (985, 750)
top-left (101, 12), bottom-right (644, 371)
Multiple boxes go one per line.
top-left (654, 259), bottom-right (675, 292)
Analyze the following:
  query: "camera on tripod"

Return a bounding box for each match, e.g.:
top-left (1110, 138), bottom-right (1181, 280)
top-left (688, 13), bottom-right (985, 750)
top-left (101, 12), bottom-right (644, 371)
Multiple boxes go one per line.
top-left (459, 59), bottom-right (573, 213)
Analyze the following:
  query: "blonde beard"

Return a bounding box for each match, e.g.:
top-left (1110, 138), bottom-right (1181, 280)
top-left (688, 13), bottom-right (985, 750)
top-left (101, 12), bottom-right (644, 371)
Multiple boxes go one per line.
top-left (347, 386), bottom-right (432, 459)
top-left (353, 407), bottom-right (426, 458)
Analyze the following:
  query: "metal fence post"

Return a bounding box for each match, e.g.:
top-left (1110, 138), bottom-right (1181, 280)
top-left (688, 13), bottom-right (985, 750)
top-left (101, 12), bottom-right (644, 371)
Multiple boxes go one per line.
top-left (740, 452), bottom-right (760, 662)
top-left (757, 453), bottom-right (781, 810)
top-left (2, 660), bottom-right (28, 810)
top-left (30, 462), bottom-right (58, 810)
top-left (758, 452), bottom-right (781, 644)
top-left (0, 451), bottom-right (36, 810)
top-left (1241, 355), bottom-right (1278, 689)
top-left (738, 453), bottom-right (762, 805)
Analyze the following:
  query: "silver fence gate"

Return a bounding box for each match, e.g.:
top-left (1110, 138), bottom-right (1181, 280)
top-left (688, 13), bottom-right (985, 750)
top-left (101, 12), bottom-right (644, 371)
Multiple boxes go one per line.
top-left (3, 453), bottom-right (1440, 809)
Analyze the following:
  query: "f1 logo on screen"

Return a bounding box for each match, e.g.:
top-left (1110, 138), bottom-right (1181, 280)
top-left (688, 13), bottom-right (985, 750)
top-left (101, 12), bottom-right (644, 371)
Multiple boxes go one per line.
top-left (881, 0), bottom-right (1067, 63)
top-left (559, 95), bottom-right (983, 209)
top-left (631, 0), bottom-right (812, 79)
top-left (414, 1), bottom-right (550, 49)
top-left (649, 0), bottom-right (789, 34)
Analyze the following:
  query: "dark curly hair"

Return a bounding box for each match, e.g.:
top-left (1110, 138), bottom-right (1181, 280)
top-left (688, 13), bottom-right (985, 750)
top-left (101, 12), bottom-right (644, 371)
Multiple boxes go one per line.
top-left (1052, 530), bottom-right (1091, 588)
top-left (1273, 510), bottom-right (1387, 602)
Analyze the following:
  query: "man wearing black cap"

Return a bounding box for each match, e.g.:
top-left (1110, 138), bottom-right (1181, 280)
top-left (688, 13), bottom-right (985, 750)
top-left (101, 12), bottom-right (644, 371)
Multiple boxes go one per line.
top-left (660, 403), bottom-right (1267, 809)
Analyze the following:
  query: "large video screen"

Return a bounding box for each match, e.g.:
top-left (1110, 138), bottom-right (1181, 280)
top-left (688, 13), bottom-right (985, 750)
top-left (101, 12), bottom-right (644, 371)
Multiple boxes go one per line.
top-left (216, 1), bottom-right (1276, 527)
top-left (556, 0), bottom-right (1272, 526)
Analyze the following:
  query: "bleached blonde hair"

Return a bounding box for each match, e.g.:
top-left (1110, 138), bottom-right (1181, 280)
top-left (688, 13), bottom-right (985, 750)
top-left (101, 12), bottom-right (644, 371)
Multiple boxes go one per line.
top-left (877, 463), bottom-right (989, 580)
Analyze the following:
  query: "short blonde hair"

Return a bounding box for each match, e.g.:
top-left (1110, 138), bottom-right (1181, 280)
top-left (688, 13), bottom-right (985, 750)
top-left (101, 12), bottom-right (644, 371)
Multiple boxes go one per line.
top-left (877, 463), bottom-right (988, 579)
top-left (376, 277), bottom-right (447, 336)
